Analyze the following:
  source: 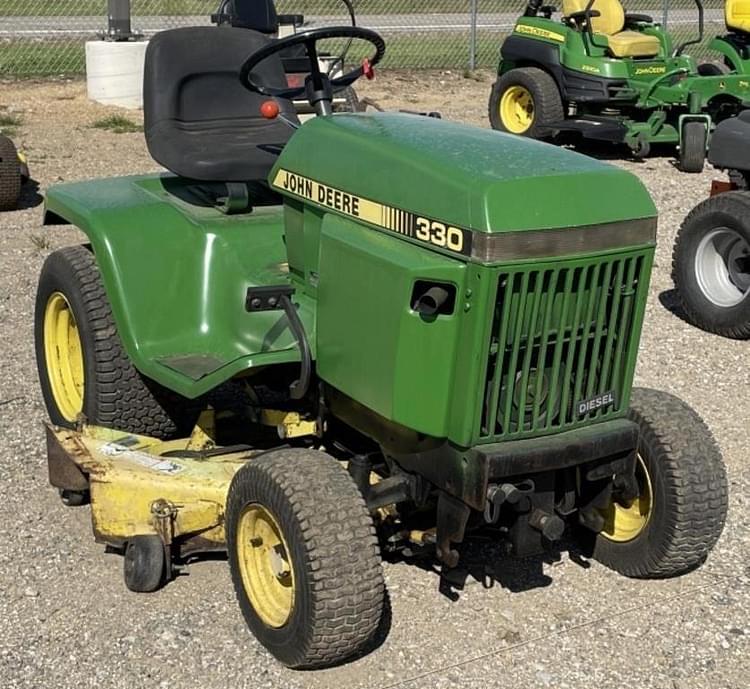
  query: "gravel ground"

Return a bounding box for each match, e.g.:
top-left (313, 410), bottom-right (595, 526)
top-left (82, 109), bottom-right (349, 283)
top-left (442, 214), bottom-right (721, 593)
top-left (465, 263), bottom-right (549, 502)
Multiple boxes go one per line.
top-left (1, 72), bottom-right (748, 689)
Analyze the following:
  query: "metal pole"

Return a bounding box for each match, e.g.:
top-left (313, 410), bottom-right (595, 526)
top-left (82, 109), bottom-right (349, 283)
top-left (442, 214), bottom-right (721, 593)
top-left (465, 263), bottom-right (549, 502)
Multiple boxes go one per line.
top-left (469, 0), bottom-right (478, 71)
top-left (107, 0), bottom-right (134, 41)
top-left (661, 0), bottom-right (669, 31)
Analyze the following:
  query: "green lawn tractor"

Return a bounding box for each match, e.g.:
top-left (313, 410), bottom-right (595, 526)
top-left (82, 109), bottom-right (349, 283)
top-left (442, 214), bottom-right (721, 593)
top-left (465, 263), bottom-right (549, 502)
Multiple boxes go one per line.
top-left (36, 22), bottom-right (728, 670)
top-left (0, 133), bottom-right (29, 211)
top-left (672, 110), bottom-right (750, 337)
top-left (490, 0), bottom-right (750, 171)
top-left (706, 0), bottom-right (750, 73)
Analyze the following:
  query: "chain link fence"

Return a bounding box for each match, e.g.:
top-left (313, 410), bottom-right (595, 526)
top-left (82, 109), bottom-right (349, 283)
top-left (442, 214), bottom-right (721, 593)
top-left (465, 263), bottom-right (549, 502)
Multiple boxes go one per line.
top-left (0, 0), bottom-right (728, 77)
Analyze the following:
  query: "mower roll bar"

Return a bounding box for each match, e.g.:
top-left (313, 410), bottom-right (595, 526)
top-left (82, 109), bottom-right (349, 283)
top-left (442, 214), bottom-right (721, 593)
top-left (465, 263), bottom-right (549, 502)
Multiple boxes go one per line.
top-left (674, 0), bottom-right (704, 56)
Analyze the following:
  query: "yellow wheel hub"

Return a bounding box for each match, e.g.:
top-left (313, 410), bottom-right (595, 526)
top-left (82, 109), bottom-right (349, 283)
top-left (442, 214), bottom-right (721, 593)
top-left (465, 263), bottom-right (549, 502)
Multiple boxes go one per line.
top-left (237, 504), bottom-right (295, 628)
top-left (499, 85), bottom-right (535, 134)
top-left (43, 292), bottom-right (84, 422)
top-left (599, 454), bottom-right (653, 542)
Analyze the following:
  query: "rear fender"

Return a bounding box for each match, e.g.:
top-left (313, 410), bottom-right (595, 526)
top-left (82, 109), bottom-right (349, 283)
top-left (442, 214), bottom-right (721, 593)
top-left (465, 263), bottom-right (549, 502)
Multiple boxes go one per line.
top-left (43, 173), bottom-right (308, 399)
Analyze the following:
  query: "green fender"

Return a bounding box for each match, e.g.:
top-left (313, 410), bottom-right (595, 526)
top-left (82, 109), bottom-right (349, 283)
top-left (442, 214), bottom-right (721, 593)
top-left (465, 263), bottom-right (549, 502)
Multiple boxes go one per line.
top-left (707, 36), bottom-right (750, 74)
top-left (44, 173), bottom-right (310, 399)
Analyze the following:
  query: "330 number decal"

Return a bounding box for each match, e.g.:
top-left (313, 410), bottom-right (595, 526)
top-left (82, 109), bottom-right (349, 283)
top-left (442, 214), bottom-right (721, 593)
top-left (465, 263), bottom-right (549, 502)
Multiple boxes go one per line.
top-left (415, 217), bottom-right (465, 253)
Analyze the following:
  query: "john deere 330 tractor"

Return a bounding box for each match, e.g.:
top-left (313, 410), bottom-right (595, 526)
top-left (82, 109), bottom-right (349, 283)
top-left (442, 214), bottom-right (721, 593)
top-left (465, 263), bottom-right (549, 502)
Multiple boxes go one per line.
top-left (491, 0), bottom-right (750, 171)
top-left (37, 23), bottom-right (727, 669)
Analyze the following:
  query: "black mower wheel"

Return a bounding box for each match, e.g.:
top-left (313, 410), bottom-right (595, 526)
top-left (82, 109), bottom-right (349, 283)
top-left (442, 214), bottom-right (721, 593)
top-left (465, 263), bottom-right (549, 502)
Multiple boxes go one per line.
top-left (697, 61), bottom-right (730, 76)
top-left (0, 135), bottom-right (22, 211)
top-left (35, 245), bottom-right (198, 437)
top-left (489, 67), bottom-right (563, 139)
top-left (679, 121), bottom-right (707, 173)
top-left (591, 387), bottom-right (727, 578)
top-left (338, 86), bottom-right (362, 113)
top-left (672, 191), bottom-right (750, 338)
top-left (124, 535), bottom-right (167, 592)
top-left (59, 488), bottom-right (89, 506)
top-left (226, 448), bottom-right (385, 669)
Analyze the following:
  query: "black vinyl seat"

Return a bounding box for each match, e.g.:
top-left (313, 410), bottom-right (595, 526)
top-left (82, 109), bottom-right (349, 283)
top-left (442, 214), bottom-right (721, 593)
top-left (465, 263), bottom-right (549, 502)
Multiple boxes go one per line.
top-left (144, 26), bottom-right (299, 182)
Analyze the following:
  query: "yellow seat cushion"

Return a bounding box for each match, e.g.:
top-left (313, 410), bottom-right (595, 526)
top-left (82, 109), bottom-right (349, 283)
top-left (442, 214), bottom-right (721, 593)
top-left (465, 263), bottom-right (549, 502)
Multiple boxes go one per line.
top-left (606, 30), bottom-right (661, 58)
top-left (726, 0), bottom-right (750, 33)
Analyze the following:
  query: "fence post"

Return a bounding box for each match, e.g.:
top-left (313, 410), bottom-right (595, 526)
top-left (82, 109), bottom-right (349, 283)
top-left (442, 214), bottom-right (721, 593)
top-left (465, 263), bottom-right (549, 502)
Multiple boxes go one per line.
top-left (469, 0), bottom-right (478, 70)
top-left (661, 0), bottom-right (668, 30)
top-left (107, 0), bottom-right (136, 41)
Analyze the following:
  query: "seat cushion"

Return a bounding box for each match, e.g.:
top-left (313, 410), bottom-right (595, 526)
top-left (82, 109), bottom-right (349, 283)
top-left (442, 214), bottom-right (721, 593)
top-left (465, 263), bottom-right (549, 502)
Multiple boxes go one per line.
top-left (726, 0), bottom-right (750, 33)
top-left (606, 30), bottom-right (661, 58)
top-left (563, 0), bottom-right (625, 35)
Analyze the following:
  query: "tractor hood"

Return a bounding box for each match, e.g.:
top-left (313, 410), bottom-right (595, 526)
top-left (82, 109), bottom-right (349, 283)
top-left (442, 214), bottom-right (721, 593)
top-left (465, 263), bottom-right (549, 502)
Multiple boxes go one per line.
top-left (271, 113), bottom-right (656, 260)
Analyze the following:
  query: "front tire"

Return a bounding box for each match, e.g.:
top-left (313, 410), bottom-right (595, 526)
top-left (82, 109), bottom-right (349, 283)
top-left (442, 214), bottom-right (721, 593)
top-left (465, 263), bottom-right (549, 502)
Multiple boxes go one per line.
top-left (591, 387), bottom-right (728, 578)
top-left (678, 120), bottom-right (707, 173)
top-left (226, 448), bottom-right (385, 669)
top-left (34, 245), bottom-right (197, 437)
top-left (489, 67), bottom-right (563, 138)
top-left (0, 135), bottom-right (22, 211)
top-left (672, 191), bottom-right (750, 338)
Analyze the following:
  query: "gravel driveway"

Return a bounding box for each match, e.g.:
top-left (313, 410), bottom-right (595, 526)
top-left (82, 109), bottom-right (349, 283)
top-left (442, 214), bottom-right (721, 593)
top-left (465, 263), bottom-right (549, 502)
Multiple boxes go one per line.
top-left (1, 73), bottom-right (748, 689)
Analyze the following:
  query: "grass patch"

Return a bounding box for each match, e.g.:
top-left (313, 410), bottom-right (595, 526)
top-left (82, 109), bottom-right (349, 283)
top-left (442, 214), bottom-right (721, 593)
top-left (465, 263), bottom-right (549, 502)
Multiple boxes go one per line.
top-left (0, 40), bottom-right (85, 76)
top-left (92, 115), bottom-right (142, 134)
top-left (0, 112), bottom-right (22, 135)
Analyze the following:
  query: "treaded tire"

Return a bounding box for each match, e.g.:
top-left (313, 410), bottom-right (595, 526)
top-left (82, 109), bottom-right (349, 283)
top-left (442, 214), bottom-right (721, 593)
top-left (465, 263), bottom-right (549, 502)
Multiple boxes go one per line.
top-left (592, 387), bottom-right (728, 578)
top-left (489, 67), bottom-right (564, 139)
top-left (226, 448), bottom-right (385, 669)
top-left (35, 245), bottom-right (197, 438)
top-left (679, 121), bottom-right (707, 173)
top-left (0, 135), bottom-right (22, 211)
top-left (672, 191), bottom-right (750, 338)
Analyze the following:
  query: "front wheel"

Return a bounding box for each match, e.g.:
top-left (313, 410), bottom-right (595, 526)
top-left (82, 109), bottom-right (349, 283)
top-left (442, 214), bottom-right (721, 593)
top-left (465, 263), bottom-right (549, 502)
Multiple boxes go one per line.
top-left (226, 448), bottom-right (385, 669)
top-left (672, 191), bottom-right (750, 338)
top-left (591, 387), bottom-right (728, 578)
top-left (489, 67), bottom-right (563, 139)
top-left (678, 120), bottom-right (707, 173)
top-left (0, 135), bottom-right (22, 211)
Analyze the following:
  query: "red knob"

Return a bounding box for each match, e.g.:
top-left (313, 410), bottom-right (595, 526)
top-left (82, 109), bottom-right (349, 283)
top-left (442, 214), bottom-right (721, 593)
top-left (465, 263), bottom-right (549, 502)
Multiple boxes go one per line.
top-left (362, 58), bottom-right (375, 80)
top-left (260, 100), bottom-right (280, 119)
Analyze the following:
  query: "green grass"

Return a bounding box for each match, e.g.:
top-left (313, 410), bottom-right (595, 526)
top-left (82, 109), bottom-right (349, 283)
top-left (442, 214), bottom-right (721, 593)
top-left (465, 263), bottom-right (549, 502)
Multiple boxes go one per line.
top-left (92, 114), bottom-right (143, 134)
top-left (0, 41), bottom-right (85, 75)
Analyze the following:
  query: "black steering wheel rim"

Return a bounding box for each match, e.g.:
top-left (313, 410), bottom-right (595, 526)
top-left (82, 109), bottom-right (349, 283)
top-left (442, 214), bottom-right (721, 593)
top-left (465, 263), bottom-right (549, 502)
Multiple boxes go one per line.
top-left (239, 25), bottom-right (386, 100)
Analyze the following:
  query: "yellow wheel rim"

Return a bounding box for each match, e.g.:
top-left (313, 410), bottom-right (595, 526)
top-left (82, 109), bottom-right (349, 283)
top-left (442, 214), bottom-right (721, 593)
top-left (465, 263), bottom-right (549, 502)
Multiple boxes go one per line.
top-left (236, 504), bottom-right (295, 628)
top-left (43, 292), bottom-right (84, 423)
top-left (499, 85), bottom-right (535, 134)
top-left (599, 454), bottom-right (653, 543)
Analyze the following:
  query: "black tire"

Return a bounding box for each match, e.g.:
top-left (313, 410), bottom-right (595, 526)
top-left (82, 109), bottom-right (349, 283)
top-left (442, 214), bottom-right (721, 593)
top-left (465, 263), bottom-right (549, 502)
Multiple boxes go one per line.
top-left (226, 448), bottom-right (385, 669)
top-left (34, 245), bottom-right (198, 438)
top-left (0, 135), bottom-right (22, 211)
top-left (697, 61), bottom-right (731, 76)
top-left (679, 121), bottom-right (707, 173)
top-left (489, 67), bottom-right (564, 139)
top-left (59, 488), bottom-right (89, 506)
top-left (591, 387), bottom-right (728, 578)
top-left (337, 86), bottom-right (362, 113)
top-left (672, 191), bottom-right (750, 338)
top-left (124, 536), bottom-right (166, 592)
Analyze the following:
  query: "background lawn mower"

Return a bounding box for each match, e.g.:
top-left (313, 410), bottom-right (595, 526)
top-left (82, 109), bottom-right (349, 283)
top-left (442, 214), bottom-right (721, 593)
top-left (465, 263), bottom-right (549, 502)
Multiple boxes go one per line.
top-left (0, 133), bottom-right (29, 211)
top-left (36, 19), bottom-right (728, 670)
top-left (490, 0), bottom-right (750, 171)
top-left (672, 110), bottom-right (750, 337)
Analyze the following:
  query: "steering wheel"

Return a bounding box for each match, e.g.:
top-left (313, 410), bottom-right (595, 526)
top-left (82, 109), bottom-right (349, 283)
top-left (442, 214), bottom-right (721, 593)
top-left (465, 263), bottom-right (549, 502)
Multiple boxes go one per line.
top-left (239, 26), bottom-right (386, 101)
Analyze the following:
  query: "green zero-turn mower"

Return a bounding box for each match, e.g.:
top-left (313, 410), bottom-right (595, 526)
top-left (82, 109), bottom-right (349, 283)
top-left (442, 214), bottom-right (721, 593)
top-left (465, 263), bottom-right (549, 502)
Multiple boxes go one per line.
top-left (672, 110), bottom-right (750, 337)
top-left (36, 21), bottom-right (728, 670)
top-left (0, 133), bottom-right (28, 211)
top-left (490, 0), bottom-right (750, 171)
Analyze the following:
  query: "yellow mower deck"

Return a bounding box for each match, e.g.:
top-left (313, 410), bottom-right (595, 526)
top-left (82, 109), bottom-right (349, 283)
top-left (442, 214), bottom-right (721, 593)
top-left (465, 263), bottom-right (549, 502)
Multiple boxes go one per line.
top-left (46, 416), bottom-right (253, 552)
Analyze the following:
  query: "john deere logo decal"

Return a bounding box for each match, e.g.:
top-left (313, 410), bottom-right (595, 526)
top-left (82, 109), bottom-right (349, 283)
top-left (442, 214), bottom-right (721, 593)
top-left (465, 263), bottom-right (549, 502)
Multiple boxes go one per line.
top-left (634, 66), bottom-right (666, 76)
top-left (514, 24), bottom-right (565, 43)
top-left (577, 390), bottom-right (616, 416)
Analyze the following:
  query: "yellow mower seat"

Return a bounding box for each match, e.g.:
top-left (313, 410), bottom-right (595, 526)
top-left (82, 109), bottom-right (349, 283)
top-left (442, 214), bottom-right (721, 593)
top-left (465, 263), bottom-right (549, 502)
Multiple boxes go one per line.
top-left (563, 0), bottom-right (661, 58)
top-left (726, 0), bottom-right (750, 33)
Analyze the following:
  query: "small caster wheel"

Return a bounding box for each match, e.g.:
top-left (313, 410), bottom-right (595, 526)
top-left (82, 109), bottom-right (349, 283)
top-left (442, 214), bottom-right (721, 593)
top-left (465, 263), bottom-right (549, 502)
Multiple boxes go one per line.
top-left (59, 488), bottom-right (89, 506)
top-left (124, 535), bottom-right (166, 593)
top-left (631, 136), bottom-right (650, 159)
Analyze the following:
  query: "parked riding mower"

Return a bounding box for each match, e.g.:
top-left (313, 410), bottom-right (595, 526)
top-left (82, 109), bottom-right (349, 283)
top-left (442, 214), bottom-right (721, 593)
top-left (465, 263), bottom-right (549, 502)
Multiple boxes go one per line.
top-left (37, 23), bottom-right (728, 669)
top-left (0, 133), bottom-right (28, 211)
top-left (490, 0), bottom-right (750, 171)
top-left (672, 110), bottom-right (750, 337)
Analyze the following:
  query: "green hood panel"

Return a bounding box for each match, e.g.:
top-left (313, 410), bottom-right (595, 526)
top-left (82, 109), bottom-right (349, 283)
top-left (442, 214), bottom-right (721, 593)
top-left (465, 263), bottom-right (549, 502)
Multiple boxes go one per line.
top-left (273, 113), bottom-right (656, 234)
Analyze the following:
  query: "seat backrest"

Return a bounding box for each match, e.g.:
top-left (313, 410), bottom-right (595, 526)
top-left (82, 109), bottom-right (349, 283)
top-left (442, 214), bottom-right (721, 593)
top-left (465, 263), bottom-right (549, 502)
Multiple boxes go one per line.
top-left (563, 0), bottom-right (625, 35)
top-left (228, 0), bottom-right (279, 33)
top-left (143, 26), bottom-right (298, 181)
top-left (726, 0), bottom-right (750, 33)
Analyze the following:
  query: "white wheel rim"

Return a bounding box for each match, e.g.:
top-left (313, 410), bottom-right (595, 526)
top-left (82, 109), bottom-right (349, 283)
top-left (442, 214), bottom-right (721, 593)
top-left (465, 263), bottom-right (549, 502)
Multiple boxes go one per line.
top-left (694, 227), bottom-right (750, 307)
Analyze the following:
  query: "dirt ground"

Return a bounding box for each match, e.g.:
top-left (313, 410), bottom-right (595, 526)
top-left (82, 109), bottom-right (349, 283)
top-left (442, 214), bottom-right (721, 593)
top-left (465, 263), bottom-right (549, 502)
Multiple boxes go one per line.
top-left (1, 72), bottom-right (749, 689)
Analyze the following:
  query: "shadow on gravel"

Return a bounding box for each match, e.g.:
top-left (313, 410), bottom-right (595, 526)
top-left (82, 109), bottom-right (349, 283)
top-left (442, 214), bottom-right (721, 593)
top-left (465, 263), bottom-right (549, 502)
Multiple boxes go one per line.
top-left (557, 136), bottom-right (677, 166)
top-left (388, 536), bottom-right (592, 603)
top-left (658, 288), bottom-right (692, 327)
top-left (17, 178), bottom-right (43, 210)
